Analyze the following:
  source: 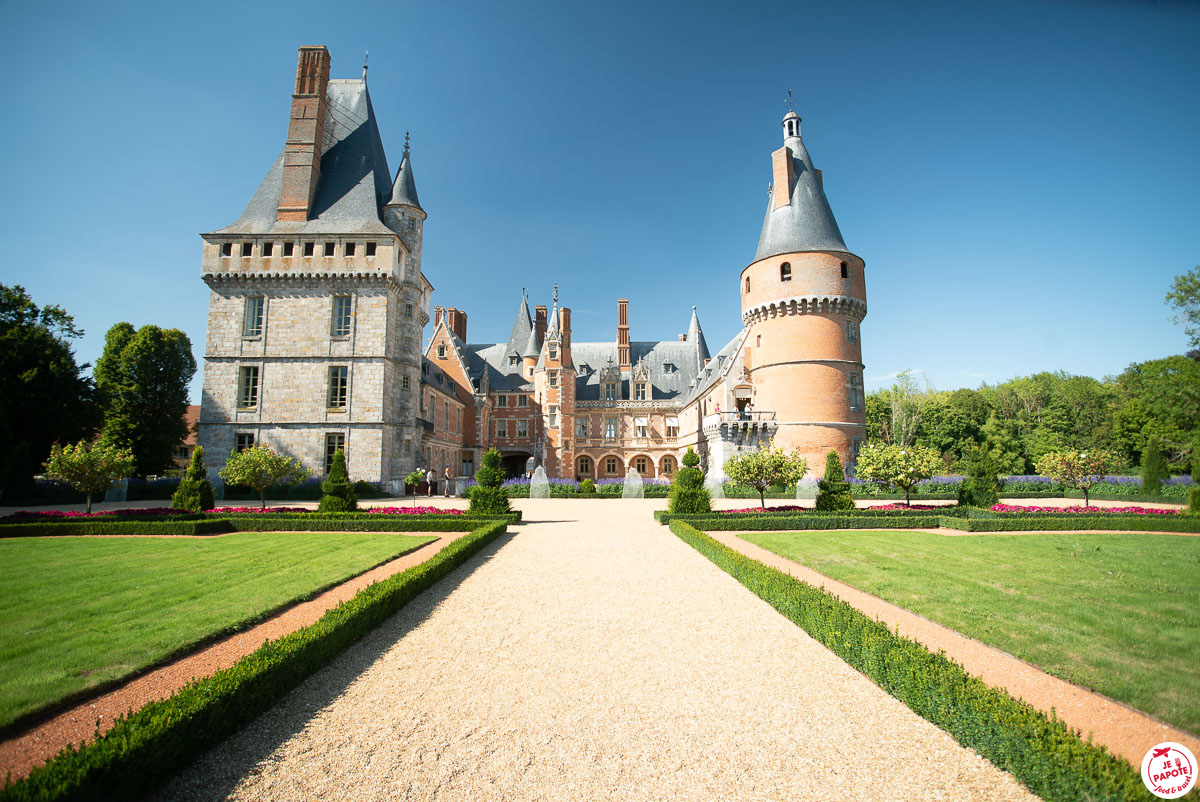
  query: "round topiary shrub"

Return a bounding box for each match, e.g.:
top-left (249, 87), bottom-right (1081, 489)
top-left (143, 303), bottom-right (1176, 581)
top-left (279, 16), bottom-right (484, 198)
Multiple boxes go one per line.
top-left (171, 446), bottom-right (215, 512)
top-left (668, 447), bottom-right (711, 514)
top-left (318, 449), bottom-right (358, 512)
top-left (579, 478), bottom-right (596, 494)
top-left (815, 450), bottom-right (854, 511)
top-left (469, 448), bottom-right (511, 515)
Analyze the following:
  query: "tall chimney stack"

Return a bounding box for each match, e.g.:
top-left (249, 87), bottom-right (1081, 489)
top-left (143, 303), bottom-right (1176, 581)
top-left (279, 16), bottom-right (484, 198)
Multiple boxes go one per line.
top-left (277, 46), bottom-right (331, 222)
top-left (617, 298), bottom-right (630, 370)
top-left (534, 305), bottom-right (547, 345)
top-left (771, 146), bottom-right (795, 211)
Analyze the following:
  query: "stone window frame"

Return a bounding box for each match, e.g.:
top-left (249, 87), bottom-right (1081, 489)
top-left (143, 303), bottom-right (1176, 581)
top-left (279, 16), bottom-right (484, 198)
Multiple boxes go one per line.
top-left (324, 432), bottom-right (346, 475)
top-left (235, 432), bottom-right (256, 452)
top-left (847, 372), bottom-right (864, 411)
top-left (780, 262), bottom-right (792, 282)
top-left (497, 419), bottom-right (508, 438)
top-left (576, 419), bottom-right (588, 438)
top-left (603, 382), bottom-right (617, 402)
top-left (548, 370), bottom-right (558, 388)
top-left (220, 243), bottom-right (233, 258)
top-left (242, 296), bottom-right (265, 338)
top-left (303, 242), bottom-right (315, 257)
top-left (237, 366), bottom-right (260, 410)
top-left (634, 382), bottom-right (647, 401)
top-left (661, 455), bottom-right (677, 474)
top-left (548, 344), bottom-right (558, 361)
top-left (605, 456), bottom-right (619, 475)
top-left (845, 318), bottom-right (858, 343)
top-left (283, 242), bottom-right (295, 257)
top-left (401, 375), bottom-right (411, 391)
top-left (262, 242), bottom-right (275, 258)
top-left (578, 455), bottom-right (592, 475)
top-left (517, 395), bottom-right (529, 408)
top-left (436, 343), bottom-right (447, 359)
top-left (241, 242), bottom-right (254, 258)
top-left (344, 242), bottom-right (357, 257)
top-left (404, 303), bottom-right (414, 319)
top-left (331, 295), bottom-right (353, 338)
top-left (634, 456), bottom-right (649, 474)
top-left (604, 417), bottom-right (618, 440)
top-left (517, 419), bottom-right (529, 438)
top-left (548, 405), bottom-right (559, 428)
top-left (498, 394), bottom-right (508, 407)
top-left (327, 366), bottom-right (349, 410)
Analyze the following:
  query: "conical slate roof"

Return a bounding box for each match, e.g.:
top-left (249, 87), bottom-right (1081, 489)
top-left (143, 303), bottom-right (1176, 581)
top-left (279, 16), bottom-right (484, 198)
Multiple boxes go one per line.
top-left (686, 306), bottom-right (710, 364)
top-left (506, 294), bottom-right (533, 355)
top-left (388, 147), bottom-right (422, 210)
top-left (521, 325), bottom-right (541, 358)
top-left (754, 125), bottom-right (848, 261)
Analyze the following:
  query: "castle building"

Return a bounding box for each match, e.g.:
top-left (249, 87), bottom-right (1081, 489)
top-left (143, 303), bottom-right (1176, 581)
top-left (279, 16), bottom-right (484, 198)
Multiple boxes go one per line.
top-left (198, 46), bottom-right (866, 485)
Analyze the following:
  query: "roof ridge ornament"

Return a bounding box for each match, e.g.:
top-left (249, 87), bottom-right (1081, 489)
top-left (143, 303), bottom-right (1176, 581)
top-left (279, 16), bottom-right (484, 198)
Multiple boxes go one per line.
top-left (362, 51), bottom-right (368, 81)
top-left (785, 87), bottom-right (794, 113)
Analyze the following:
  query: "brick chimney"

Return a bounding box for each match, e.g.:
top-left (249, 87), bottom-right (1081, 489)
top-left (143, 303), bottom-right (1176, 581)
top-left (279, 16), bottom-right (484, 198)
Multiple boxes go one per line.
top-left (560, 308), bottom-right (571, 350)
top-left (771, 146), bottom-right (795, 211)
top-left (432, 306), bottom-right (445, 328)
top-left (534, 305), bottom-right (547, 344)
top-left (446, 307), bottom-right (467, 341)
top-left (617, 298), bottom-right (630, 370)
top-left (277, 46), bottom-right (331, 222)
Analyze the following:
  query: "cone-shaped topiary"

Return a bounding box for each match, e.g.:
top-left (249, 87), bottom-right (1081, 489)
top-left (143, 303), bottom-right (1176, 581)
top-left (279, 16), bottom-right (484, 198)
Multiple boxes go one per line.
top-left (318, 450), bottom-right (357, 512)
top-left (469, 448), bottom-right (511, 514)
top-left (958, 448), bottom-right (1001, 508)
top-left (171, 445), bottom-right (215, 512)
top-left (1140, 447), bottom-right (1167, 498)
top-left (668, 447), bottom-right (711, 513)
top-left (815, 450), bottom-right (855, 511)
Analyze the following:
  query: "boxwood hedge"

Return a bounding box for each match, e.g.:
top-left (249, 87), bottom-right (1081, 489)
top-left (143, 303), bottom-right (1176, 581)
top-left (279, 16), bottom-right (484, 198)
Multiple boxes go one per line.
top-left (668, 520), bottom-right (1149, 801)
top-left (0, 520), bottom-right (508, 802)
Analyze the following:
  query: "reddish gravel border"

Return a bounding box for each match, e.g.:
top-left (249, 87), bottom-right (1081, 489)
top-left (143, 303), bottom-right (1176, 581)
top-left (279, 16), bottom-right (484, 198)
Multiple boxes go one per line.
top-left (0, 530), bottom-right (470, 782)
top-left (715, 529), bottom-right (1200, 765)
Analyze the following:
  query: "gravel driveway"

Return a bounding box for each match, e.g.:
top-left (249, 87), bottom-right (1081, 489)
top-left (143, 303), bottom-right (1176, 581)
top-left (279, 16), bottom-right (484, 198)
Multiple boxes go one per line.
top-left (154, 499), bottom-right (1034, 801)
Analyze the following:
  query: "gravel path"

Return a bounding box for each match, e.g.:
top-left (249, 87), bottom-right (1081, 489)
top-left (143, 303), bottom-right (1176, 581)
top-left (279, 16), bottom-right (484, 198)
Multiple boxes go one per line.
top-left (155, 500), bottom-right (1032, 801)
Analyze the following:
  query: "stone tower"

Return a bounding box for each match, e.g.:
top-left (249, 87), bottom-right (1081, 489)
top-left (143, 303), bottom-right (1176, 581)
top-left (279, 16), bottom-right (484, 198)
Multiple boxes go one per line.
top-left (739, 111), bottom-right (867, 471)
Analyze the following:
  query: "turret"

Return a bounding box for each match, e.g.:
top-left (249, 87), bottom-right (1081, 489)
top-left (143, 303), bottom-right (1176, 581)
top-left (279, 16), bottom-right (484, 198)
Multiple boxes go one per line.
top-left (740, 112), bottom-right (868, 472)
top-left (383, 133), bottom-right (426, 277)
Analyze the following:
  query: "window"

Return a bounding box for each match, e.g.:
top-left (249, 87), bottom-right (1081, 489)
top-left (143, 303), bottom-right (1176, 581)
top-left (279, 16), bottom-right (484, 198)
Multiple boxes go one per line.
top-left (461, 450), bottom-right (474, 475)
top-left (848, 373), bottom-right (864, 411)
top-left (345, 242), bottom-right (356, 257)
top-left (497, 419), bottom-right (508, 438)
top-left (635, 456), bottom-right (648, 474)
top-left (576, 419), bottom-right (588, 438)
top-left (237, 366), bottom-right (259, 409)
top-left (845, 319), bottom-right (858, 343)
top-left (745, 276), bottom-right (750, 293)
top-left (323, 242), bottom-right (335, 257)
top-left (235, 433), bottom-right (255, 452)
top-left (407, 218), bottom-right (416, 231)
top-left (405, 303), bottom-right (414, 319)
top-left (564, 440), bottom-right (570, 451)
top-left (605, 456), bottom-right (618, 475)
top-left (327, 366), bottom-right (348, 408)
top-left (840, 261), bottom-right (848, 278)
top-left (283, 242), bottom-right (295, 257)
top-left (404, 336), bottom-right (413, 350)
top-left (509, 356), bottom-right (518, 367)
top-left (330, 295), bottom-right (352, 337)
top-left (498, 395), bottom-right (508, 407)
top-left (548, 344), bottom-right (558, 361)
top-left (517, 419), bottom-right (528, 438)
top-left (366, 242), bottom-right (377, 257)
top-left (402, 375), bottom-right (411, 391)
top-left (549, 405), bottom-right (558, 427)
top-left (436, 343), bottom-right (446, 358)
top-left (456, 409), bottom-right (461, 433)
top-left (663, 362), bottom-right (675, 374)
top-left (517, 395), bottom-right (528, 407)
top-left (263, 242), bottom-right (274, 257)
top-left (303, 242), bottom-right (315, 257)
top-left (756, 334), bottom-right (761, 347)
top-left (221, 243), bottom-right (232, 257)
top-left (243, 296), bottom-right (264, 337)
top-left (605, 417), bottom-right (617, 439)
top-left (603, 382), bottom-right (616, 402)
top-left (780, 262), bottom-right (791, 281)
top-left (324, 433), bottom-right (345, 474)
top-left (851, 438), bottom-right (863, 461)
top-left (444, 401), bottom-right (449, 429)
top-left (635, 417), bottom-right (648, 438)
top-left (548, 370), bottom-right (558, 388)
top-left (634, 382), bottom-right (647, 401)
top-left (242, 242), bottom-right (253, 257)
top-left (662, 456), bottom-right (676, 474)
top-left (578, 456), bottom-right (592, 475)
top-left (665, 416), bottom-right (679, 438)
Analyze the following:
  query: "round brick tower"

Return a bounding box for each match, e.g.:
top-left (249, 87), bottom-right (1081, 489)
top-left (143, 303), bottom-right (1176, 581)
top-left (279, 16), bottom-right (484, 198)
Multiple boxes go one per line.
top-left (740, 111), bottom-right (867, 473)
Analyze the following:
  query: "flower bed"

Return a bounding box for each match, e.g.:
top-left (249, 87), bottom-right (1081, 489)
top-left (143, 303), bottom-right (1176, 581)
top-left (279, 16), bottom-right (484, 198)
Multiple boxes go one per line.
top-left (865, 503), bottom-right (948, 511)
top-left (2, 507), bottom-right (195, 522)
top-left (990, 503), bottom-right (1181, 516)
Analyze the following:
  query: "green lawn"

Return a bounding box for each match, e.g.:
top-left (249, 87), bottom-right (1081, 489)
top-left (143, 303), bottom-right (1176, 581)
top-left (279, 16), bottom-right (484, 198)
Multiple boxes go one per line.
top-left (0, 531), bottom-right (435, 730)
top-left (741, 530), bottom-right (1200, 733)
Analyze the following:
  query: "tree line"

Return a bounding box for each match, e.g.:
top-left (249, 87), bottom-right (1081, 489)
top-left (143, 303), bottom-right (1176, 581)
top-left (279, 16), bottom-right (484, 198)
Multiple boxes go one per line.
top-left (0, 284), bottom-right (195, 498)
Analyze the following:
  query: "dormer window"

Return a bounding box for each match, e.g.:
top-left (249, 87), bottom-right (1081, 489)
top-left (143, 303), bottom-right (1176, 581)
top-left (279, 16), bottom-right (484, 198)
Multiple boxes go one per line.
top-left (635, 382), bottom-right (647, 401)
top-left (436, 343), bottom-right (446, 358)
top-left (509, 355), bottom-right (518, 367)
top-left (283, 242), bottom-right (294, 257)
top-left (604, 382), bottom-right (616, 402)
top-left (345, 242), bottom-right (356, 257)
top-left (263, 242), bottom-right (274, 257)
top-left (365, 242), bottom-right (376, 257)
top-left (303, 242), bottom-right (315, 257)
top-left (780, 262), bottom-right (791, 282)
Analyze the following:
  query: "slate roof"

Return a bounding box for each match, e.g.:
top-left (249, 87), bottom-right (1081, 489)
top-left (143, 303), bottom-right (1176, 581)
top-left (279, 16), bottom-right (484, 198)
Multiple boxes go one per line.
top-left (754, 121), bottom-right (849, 261)
top-left (420, 355), bottom-right (467, 397)
top-left (211, 79), bottom-right (397, 236)
top-left (462, 343), bottom-right (535, 392)
top-left (682, 328), bottom-right (749, 405)
top-left (388, 147), bottom-right (421, 210)
top-left (572, 341), bottom-right (704, 401)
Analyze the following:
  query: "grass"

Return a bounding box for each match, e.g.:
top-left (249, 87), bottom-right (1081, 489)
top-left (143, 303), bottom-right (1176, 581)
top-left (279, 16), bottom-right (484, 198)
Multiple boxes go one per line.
top-left (0, 531), bottom-right (435, 730)
top-left (741, 529), bottom-right (1200, 734)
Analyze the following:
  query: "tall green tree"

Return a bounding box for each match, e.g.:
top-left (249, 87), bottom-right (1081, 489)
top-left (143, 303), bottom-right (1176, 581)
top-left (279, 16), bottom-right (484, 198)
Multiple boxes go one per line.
top-left (1112, 356), bottom-right (1200, 470)
top-left (94, 323), bottom-right (196, 476)
top-left (1165, 266), bottom-right (1200, 349)
top-left (0, 284), bottom-right (99, 493)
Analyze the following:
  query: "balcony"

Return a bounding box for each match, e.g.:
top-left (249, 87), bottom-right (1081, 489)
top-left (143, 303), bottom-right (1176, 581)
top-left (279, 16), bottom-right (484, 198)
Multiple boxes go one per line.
top-left (702, 411), bottom-right (776, 440)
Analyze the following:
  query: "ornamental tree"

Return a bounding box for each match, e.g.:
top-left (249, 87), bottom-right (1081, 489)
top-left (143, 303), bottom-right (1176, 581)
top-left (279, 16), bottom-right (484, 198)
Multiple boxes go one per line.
top-left (404, 469), bottom-right (425, 508)
top-left (854, 442), bottom-right (942, 507)
top-left (171, 445), bottom-right (215, 512)
top-left (218, 444), bottom-right (311, 510)
top-left (723, 440), bottom-right (808, 510)
top-left (43, 440), bottom-right (135, 514)
top-left (1034, 449), bottom-right (1119, 507)
top-left (318, 449), bottom-right (357, 512)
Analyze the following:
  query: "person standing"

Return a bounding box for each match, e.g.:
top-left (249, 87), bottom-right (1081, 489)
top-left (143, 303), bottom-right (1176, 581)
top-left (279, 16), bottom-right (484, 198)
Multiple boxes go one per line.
top-left (425, 466), bottom-right (435, 496)
top-left (443, 466), bottom-right (453, 497)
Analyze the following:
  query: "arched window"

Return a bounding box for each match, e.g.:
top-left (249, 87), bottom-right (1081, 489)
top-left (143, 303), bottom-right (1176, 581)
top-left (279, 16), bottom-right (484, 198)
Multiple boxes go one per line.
top-left (578, 456), bottom-right (592, 476)
top-left (840, 261), bottom-right (848, 278)
top-left (605, 456), bottom-right (618, 475)
top-left (635, 456), bottom-right (649, 474)
top-left (745, 276), bottom-right (750, 293)
top-left (662, 456), bottom-right (676, 474)
top-left (780, 262), bottom-right (791, 282)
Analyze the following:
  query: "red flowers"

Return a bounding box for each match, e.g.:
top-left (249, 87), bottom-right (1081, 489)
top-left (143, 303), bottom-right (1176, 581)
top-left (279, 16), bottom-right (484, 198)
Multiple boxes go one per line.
top-left (990, 503), bottom-right (1180, 515)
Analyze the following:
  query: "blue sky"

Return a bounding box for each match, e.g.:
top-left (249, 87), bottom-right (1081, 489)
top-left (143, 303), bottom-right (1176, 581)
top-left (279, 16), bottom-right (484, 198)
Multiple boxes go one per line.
top-left (2, 0), bottom-right (1197, 402)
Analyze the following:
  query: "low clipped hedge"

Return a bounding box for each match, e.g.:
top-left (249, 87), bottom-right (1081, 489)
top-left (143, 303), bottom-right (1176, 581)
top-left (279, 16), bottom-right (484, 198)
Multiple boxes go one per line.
top-left (0, 520), bottom-right (234, 538)
top-left (0, 520), bottom-right (509, 802)
top-left (941, 515), bottom-right (1200, 533)
top-left (655, 508), bottom-right (965, 525)
top-left (668, 520), bottom-right (1149, 801)
top-left (661, 514), bottom-right (942, 530)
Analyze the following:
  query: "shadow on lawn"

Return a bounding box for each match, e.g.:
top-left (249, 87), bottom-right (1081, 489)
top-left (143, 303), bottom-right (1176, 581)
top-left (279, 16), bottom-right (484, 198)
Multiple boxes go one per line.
top-left (147, 529), bottom-right (516, 802)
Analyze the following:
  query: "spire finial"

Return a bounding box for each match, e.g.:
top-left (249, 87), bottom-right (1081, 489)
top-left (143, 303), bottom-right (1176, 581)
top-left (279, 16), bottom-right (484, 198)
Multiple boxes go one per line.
top-left (404, 130), bottom-right (411, 154)
top-left (362, 51), bottom-right (368, 81)
top-left (553, 282), bottom-right (558, 305)
top-left (785, 88), bottom-right (794, 113)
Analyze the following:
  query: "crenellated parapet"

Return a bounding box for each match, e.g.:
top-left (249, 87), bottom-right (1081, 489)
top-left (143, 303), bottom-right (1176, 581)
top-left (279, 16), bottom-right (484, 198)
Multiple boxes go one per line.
top-left (741, 294), bottom-right (866, 326)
